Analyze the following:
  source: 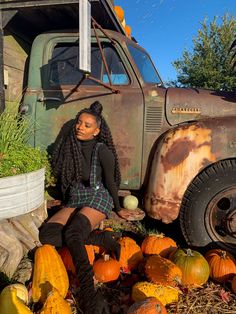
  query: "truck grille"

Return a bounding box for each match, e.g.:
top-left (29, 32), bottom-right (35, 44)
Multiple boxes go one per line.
top-left (145, 106), bottom-right (163, 133)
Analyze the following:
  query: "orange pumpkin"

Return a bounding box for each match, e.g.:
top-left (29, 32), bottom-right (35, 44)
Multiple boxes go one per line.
top-left (232, 275), bottom-right (236, 294)
top-left (93, 254), bottom-right (120, 283)
top-left (114, 6), bottom-right (124, 22)
top-left (141, 234), bottom-right (177, 258)
top-left (58, 245), bottom-right (95, 275)
top-left (170, 248), bottom-right (210, 286)
top-left (127, 297), bottom-right (167, 314)
top-left (125, 25), bottom-right (132, 38)
top-left (205, 249), bottom-right (236, 283)
top-left (145, 254), bottom-right (182, 287)
top-left (118, 237), bottom-right (143, 271)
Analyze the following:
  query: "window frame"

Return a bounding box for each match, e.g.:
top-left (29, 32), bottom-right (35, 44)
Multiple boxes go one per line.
top-left (43, 36), bottom-right (131, 89)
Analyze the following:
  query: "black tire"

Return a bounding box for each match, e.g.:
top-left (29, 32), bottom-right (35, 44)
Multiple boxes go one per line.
top-left (180, 159), bottom-right (236, 254)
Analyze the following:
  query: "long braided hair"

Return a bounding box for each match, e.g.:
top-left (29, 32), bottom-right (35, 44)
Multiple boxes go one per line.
top-left (52, 101), bottom-right (121, 199)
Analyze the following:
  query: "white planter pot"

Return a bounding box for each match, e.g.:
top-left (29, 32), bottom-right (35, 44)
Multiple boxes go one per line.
top-left (0, 168), bottom-right (45, 220)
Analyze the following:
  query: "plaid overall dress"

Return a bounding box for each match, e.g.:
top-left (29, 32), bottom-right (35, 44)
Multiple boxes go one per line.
top-left (66, 142), bottom-right (114, 218)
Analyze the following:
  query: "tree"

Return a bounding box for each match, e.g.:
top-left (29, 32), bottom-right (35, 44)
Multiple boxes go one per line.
top-left (230, 38), bottom-right (236, 68)
top-left (172, 14), bottom-right (236, 91)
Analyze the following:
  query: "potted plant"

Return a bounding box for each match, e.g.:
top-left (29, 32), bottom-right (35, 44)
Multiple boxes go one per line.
top-left (0, 111), bottom-right (51, 220)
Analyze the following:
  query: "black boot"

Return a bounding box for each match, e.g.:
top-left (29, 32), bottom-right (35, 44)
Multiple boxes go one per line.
top-left (64, 213), bottom-right (110, 314)
top-left (93, 289), bottom-right (110, 314)
top-left (86, 230), bottom-right (121, 260)
top-left (38, 222), bottom-right (64, 247)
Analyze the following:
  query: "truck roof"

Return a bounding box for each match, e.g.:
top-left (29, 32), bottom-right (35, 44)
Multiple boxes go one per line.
top-left (0, 0), bottom-right (125, 38)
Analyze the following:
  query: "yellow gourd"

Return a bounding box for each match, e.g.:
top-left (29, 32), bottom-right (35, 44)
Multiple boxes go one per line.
top-left (0, 285), bottom-right (33, 314)
top-left (132, 281), bottom-right (180, 305)
top-left (40, 289), bottom-right (71, 314)
top-left (32, 244), bottom-right (69, 303)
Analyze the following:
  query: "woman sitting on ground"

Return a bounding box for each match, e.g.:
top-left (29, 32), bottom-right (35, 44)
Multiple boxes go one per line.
top-left (39, 101), bottom-right (129, 314)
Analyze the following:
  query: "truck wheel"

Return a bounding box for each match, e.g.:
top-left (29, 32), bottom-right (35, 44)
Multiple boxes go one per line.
top-left (180, 159), bottom-right (236, 254)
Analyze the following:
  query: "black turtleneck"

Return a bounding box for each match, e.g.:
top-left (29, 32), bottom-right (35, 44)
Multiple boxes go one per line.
top-left (79, 138), bottom-right (120, 212)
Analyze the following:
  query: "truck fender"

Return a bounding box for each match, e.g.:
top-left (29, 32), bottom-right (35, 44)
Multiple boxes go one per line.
top-left (144, 117), bottom-right (236, 223)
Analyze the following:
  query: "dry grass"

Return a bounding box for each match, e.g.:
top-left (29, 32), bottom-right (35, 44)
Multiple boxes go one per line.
top-left (167, 281), bottom-right (236, 314)
top-left (89, 279), bottom-right (236, 314)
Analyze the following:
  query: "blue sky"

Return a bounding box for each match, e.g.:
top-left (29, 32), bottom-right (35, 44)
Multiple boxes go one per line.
top-left (114, 0), bottom-right (236, 84)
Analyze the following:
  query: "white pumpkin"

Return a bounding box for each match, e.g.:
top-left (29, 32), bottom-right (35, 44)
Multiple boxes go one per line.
top-left (123, 195), bottom-right (139, 210)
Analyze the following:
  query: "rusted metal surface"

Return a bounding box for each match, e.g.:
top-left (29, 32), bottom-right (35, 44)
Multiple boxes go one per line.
top-left (145, 116), bottom-right (236, 223)
top-left (166, 87), bottom-right (236, 126)
top-left (227, 211), bottom-right (236, 237)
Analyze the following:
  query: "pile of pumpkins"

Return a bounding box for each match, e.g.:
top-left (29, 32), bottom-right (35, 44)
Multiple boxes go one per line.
top-left (0, 230), bottom-right (235, 314)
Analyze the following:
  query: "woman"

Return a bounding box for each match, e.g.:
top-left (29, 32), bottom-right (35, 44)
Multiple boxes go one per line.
top-left (39, 101), bottom-right (129, 314)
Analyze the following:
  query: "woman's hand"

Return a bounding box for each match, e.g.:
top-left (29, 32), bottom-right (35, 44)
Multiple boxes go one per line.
top-left (116, 208), bottom-right (135, 220)
top-left (116, 207), bottom-right (145, 221)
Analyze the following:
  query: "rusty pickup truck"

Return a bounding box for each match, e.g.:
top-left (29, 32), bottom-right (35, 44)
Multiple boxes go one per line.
top-left (1, 0), bottom-right (236, 253)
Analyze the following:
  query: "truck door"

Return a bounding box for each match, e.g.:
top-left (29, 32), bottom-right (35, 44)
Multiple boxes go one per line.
top-left (32, 35), bottom-right (144, 190)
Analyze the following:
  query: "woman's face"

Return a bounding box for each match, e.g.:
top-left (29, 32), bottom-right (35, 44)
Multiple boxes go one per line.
top-left (75, 112), bottom-right (100, 141)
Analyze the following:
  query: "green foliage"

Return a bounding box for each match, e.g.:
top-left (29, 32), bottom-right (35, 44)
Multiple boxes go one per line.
top-left (0, 112), bottom-right (54, 186)
top-left (230, 38), bottom-right (236, 68)
top-left (172, 14), bottom-right (236, 91)
top-left (0, 112), bottom-right (30, 153)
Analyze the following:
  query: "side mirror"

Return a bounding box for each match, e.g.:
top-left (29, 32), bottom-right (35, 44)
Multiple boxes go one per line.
top-left (79, 0), bottom-right (91, 74)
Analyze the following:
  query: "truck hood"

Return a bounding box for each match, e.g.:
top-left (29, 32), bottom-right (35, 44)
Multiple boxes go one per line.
top-left (165, 87), bottom-right (236, 126)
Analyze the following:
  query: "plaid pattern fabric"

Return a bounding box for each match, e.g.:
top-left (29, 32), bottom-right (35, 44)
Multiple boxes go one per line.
top-left (67, 143), bottom-right (113, 217)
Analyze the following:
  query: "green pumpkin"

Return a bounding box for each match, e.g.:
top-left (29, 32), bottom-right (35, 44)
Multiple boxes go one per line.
top-left (169, 248), bottom-right (210, 287)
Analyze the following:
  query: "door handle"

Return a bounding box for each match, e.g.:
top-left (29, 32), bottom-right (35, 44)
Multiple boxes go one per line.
top-left (37, 97), bottom-right (62, 102)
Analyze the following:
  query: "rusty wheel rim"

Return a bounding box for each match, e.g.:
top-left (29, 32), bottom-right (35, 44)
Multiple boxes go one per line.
top-left (205, 187), bottom-right (236, 249)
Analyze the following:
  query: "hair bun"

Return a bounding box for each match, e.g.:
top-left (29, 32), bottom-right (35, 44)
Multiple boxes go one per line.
top-left (90, 101), bottom-right (103, 116)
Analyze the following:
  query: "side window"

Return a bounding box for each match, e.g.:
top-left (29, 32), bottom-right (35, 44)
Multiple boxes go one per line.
top-left (48, 43), bottom-right (129, 87)
top-left (103, 45), bottom-right (129, 85)
top-left (127, 44), bottom-right (162, 84)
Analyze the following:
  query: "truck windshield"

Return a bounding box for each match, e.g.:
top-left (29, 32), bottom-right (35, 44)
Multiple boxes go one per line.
top-left (128, 44), bottom-right (162, 85)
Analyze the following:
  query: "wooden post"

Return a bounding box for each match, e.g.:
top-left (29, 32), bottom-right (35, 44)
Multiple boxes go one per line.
top-left (0, 10), bottom-right (5, 113)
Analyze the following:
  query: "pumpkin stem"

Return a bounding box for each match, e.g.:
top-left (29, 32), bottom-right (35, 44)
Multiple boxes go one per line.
top-left (104, 254), bottom-right (110, 262)
top-left (149, 231), bottom-right (165, 238)
top-left (221, 250), bottom-right (227, 259)
top-left (186, 248), bottom-right (194, 257)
